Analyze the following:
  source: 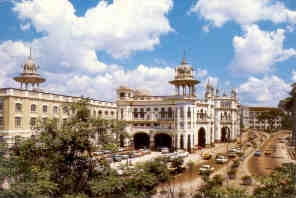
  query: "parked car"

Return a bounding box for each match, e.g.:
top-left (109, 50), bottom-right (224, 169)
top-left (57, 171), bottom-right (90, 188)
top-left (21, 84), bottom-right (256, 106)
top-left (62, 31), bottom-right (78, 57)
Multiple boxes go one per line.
top-left (121, 154), bottom-right (129, 160)
top-left (112, 154), bottom-right (122, 162)
top-left (160, 147), bottom-right (169, 154)
top-left (93, 151), bottom-right (104, 156)
top-left (215, 155), bottom-right (228, 164)
top-left (103, 150), bottom-right (112, 154)
top-left (128, 151), bottom-right (137, 158)
top-left (199, 164), bottom-right (215, 174)
top-left (254, 150), bottom-right (261, 157)
top-left (176, 150), bottom-right (189, 158)
top-left (202, 153), bottom-right (212, 160)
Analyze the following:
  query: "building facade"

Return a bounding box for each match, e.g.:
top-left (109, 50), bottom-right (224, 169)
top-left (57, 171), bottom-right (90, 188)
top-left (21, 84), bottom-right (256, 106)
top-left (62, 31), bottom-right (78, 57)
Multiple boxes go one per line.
top-left (0, 54), bottom-right (241, 151)
top-left (116, 58), bottom-right (240, 151)
top-left (240, 106), bottom-right (282, 131)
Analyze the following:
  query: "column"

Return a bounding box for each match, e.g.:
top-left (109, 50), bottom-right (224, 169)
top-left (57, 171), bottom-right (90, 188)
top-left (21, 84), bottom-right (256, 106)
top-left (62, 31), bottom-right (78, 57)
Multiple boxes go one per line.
top-left (184, 106), bottom-right (188, 129)
top-left (177, 107), bottom-right (180, 130)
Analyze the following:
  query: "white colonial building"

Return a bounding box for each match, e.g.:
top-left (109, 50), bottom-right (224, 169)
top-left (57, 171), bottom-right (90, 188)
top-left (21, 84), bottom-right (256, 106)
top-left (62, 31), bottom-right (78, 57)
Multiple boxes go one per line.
top-left (0, 53), bottom-right (240, 151)
top-left (116, 58), bottom-right (240, 151)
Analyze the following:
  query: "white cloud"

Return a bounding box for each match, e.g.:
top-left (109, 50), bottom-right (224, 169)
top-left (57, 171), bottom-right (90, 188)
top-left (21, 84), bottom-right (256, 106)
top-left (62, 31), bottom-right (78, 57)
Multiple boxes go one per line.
top-left (0, 0), bottom-right (176, 100)
top-left (230, 25), bottom-right (296, 74)
top-left (12, 0), bottom-right (173, 73)
top-left (292, 70), bottom-right (296, 81)
top-left (20, 23), bottom-right (31, 31)
top-left (43, 65), bottom-right (175, 101)
top-left (190, 0), bottom-right (296, 28)
top-left (239, 75), bottom-right (291, 106)
top-left (196, 68), bottom-right (208, 78)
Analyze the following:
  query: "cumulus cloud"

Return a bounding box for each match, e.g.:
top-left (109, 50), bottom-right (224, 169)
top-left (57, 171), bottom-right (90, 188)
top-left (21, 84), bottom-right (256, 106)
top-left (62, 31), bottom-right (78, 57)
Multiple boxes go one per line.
top-left (230, 25), bottom-right (296, 74)
top-left (293, 70), bottom-right (296, 81)
top-left (11, 0), bottom-right (173, 73)
top-left (190, 0), bottom-right (296, 28)
top-left (43, 65), bottom-right (175, 101)
top-left (0, 0), bottom-right (176, 100)
top-left (239, 75), bottom-right (291, 106)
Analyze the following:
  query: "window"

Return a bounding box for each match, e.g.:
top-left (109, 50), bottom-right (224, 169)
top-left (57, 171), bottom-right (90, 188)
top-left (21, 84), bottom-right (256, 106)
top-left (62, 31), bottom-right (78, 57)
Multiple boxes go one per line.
top-left (105, 111), bottom-right (109, 115)
top-left (121, 109), bottom-right (124, 119)
top-left (15, 117), bottom-right (22, 128)
top-left (31, 104), bottom-right (37, 112)
top-left (30, 117), bottom-right (37, 127)
top-left (63, 106), bottom-right (69, 115)
top-left (0, 102), bottom-right (3, 112)
top-left (42, 117), bottom-right (47, 123)
top-left (53, 106), bottom-right (58, 114)
top-left (0, 117), bottom-right (3, 127)
top-left (42, 105), bottom-right (48, 113)
top-left (15, 103), bottom-right (22, 112)
top-left (98, 110), bottom-right (102, 116)
top-left (120, 92), bottom-right (125, 98)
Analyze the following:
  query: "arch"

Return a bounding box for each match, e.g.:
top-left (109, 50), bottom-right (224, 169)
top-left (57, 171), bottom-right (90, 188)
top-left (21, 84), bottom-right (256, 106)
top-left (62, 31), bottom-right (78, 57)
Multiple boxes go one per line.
top-left (180, 134), bottom-right (184, 149)
top-left (154, 133), bottom-right (172, 151)
top-left (221, 127), bottom-right (231, 142)
top-left (134, 133), bottom-right (150, 149)
top-left (198, 127), bottom-right (206, 147)
top-left (187, 134), bottom-right (192, 153)
top-left (119, 134), bottom-right (125, 147)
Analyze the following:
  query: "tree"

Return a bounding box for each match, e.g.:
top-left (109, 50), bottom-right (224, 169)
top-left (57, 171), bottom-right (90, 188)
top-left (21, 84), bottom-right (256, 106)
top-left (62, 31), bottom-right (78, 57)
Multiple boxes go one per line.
top-left (279, 83), bottom-right (296, 146)
top-left (253, 163), bottom-right (296, 198)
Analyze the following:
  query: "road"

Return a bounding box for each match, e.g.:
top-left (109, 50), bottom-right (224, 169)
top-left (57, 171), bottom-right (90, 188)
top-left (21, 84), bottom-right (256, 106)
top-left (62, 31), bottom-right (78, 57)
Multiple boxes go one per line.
top-left (248, 131), bottom-right (292, 177)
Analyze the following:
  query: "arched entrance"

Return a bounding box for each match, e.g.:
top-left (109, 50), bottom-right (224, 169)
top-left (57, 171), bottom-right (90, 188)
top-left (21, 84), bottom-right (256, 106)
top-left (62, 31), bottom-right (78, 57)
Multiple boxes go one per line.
top-left (134, 133), bottom-right (150, 149)
top-left (119, 134), bottom-right (125, 147)
top-left (198, 128), bottom-right (206, 147)
top-left (154, 133), bottom-right (172, 151)
top-left (221, 127), bottom-right (231, 142)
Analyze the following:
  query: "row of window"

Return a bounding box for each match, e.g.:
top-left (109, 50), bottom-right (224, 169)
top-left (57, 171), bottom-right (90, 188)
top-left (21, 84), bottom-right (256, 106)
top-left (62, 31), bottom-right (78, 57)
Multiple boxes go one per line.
top-left (14, 117), bottom-right (68, 128)
top-left (15, 103), bottom-right (70, 114)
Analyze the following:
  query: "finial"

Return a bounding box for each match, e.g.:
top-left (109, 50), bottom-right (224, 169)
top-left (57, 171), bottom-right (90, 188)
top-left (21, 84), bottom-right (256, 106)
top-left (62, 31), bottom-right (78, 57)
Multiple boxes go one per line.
top-left (29, 47), bottom-right (32, 59)
top-left (181, 50), bottom-right (187, 64)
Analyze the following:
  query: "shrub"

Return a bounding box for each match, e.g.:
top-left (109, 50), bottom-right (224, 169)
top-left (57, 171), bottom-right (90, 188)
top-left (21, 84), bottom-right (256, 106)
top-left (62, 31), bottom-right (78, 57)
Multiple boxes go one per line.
top-left (241, 175), bottom-right (252, 185)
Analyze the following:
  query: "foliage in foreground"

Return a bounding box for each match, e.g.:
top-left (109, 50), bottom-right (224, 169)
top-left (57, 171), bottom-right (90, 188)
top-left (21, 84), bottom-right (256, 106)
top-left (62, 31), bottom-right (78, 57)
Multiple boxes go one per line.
top-left (0, 100), bottom-right (169, 198)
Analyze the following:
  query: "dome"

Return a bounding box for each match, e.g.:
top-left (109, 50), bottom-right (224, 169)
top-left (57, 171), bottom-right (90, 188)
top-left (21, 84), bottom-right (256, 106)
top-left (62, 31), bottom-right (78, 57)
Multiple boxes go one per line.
top-left (134, 89), bottom-right (151, 96)
top-left (22, 56), bottom-right (39, 74)
top-left (177, 64), bottom-right (192, 74)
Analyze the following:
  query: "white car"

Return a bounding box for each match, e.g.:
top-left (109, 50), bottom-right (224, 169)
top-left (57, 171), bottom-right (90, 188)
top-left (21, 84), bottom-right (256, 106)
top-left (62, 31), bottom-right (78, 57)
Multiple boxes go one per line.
top-left (176, 150), bottom-right (189, 158)
top-left (215, 156), bottom-right (228, 164)
top-left (160, 147), bottom-right (169, 154)
top-left (199, 164), bottom-right (215, 174)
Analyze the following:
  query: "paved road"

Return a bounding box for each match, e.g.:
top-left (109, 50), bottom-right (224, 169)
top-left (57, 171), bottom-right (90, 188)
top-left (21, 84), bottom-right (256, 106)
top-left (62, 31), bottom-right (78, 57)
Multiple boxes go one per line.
top-left (248, 131), bottom-right (292, 177)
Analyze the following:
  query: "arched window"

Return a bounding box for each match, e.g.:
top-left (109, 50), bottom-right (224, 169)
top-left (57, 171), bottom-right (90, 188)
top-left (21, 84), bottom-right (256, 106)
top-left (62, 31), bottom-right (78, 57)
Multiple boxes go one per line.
top-left (15, 103), bottom-right (22, 112)
top-left (31, 104), bottom-right (37, 112)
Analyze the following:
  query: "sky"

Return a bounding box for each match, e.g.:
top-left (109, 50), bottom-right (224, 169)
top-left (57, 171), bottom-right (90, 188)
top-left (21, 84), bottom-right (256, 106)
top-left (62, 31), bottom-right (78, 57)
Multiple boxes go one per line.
top-left (0, 0), bottom-right (295, 106)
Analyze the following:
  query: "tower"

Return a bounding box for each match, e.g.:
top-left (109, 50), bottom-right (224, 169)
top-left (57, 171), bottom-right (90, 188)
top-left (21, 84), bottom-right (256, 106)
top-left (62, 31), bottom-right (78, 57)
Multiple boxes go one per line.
top-left (169, 56), bottom-right (200, 97)
top-left (14, 48), bottom-right (46, 91)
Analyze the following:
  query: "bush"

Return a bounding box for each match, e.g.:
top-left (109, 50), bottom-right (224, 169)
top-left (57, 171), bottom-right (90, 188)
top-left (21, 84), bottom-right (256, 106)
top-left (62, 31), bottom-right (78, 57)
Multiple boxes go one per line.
top-left (231, 160), bottom-right (240, 169)
top-left (228, 169), bottom-right (237, 180)
top-left (241, 175), bottom-right (252, 185)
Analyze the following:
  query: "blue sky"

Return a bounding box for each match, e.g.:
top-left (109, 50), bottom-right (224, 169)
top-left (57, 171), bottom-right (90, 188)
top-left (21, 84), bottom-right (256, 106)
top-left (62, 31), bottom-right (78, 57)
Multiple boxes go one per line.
top-left (0, 0), bottom-right (295, 106)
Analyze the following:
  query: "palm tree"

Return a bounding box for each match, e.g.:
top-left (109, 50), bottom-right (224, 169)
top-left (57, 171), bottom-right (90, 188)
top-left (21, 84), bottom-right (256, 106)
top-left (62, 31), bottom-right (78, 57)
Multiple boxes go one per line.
top-left (279, 83), bottom-right (296, 146)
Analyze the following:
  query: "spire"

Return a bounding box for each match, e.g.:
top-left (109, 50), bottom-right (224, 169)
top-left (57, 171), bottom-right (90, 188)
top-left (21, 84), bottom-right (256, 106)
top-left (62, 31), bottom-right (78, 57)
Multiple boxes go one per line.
top-left (181, 50), bottom-right (187, 65)
top-left (29, 47), bottom-right (32, 59)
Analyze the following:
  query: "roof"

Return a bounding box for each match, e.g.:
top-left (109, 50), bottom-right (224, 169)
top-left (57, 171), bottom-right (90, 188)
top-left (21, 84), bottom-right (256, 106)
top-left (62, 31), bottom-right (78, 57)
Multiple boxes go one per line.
top-left (248, 106), bottom-right (281, 112)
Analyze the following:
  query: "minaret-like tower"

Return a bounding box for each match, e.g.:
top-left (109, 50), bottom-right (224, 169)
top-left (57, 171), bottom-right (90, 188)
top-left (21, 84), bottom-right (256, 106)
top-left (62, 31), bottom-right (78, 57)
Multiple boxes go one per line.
top-left (14, 48), bottom-right (46, 91)
top-left (169, 56), bottom-right (199, 97)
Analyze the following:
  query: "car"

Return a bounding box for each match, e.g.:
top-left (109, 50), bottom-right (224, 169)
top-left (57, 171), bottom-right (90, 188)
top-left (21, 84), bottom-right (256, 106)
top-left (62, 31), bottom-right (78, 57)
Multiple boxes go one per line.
top-left (120, 154), bottom-right (129, 160)
top-left (201, 153), bottom-right (212, 160)
top-left (227, 151), bottom-right (237, 158)
top-left (160, 147), bottom-right (169, 154)
top-left (128, 152), bottom-right (137, 158)
top-left (254, 150), bottom-right (261, 157)
top-left (93, 151), bottom-right (104, 156)
top-left (199, 164), bottom-right (215, 174)
top-left (112, 154), bottom-right (122, 162)
top-left (215, 155), bottom-right (228, 164)
top-left (264, 150), bottom-right (272, 156)
top-left (118, 147), bottom-right (126, 152)
top-left (103, 150), bottom-right (112, 154)
top-left (176, 150), bottom-right (189, 158)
